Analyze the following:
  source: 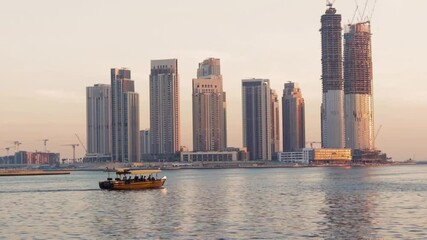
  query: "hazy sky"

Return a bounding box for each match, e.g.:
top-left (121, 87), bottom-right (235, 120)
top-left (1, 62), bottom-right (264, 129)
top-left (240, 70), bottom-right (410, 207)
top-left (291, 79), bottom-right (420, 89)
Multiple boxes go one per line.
top-left (1, 0), bottom-right (426, 161)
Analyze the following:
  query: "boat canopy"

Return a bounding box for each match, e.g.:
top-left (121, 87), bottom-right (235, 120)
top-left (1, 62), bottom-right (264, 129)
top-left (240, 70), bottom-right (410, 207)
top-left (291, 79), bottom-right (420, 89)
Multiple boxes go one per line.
top-left (115, 168), bottom-right (161, 175)
top-left (129, 170), bottom-right (161, 175)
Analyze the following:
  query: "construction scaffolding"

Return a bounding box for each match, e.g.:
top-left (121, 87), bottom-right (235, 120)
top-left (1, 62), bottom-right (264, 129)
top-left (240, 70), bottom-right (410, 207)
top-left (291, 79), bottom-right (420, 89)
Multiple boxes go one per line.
top-left (320, 6), bottom-right (344, 92)
top-left (344, 21), bottom-right (375, 150)
top-left (344, 22), bottom-right (373, 95)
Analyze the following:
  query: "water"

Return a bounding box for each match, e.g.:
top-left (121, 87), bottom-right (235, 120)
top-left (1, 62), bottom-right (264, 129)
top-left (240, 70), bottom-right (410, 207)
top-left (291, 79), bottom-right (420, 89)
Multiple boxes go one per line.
top-left (1, 165), bottom-right (427, 239)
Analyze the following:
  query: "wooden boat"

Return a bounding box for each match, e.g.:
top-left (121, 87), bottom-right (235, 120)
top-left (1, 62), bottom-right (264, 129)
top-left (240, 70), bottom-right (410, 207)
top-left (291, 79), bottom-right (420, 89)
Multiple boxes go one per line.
top-left (99, 169), bottom-right (166, 190)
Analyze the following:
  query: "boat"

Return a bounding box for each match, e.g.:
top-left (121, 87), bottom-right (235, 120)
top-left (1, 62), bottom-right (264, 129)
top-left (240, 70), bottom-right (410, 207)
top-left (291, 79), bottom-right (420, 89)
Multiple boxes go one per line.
top-left (99, 168), bottom-right (166, 190)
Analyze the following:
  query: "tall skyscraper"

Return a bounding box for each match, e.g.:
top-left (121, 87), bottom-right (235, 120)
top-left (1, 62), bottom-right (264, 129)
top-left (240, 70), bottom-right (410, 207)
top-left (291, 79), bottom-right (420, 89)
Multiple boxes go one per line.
top-left (111, 68), bottom-right (140, 162)
top-left (282, 82), bottom-right (305, 152)
top-left (271, 90), bottom-right (280, 154)
top-left (140, 129), bottom-right (151, 158)
top-left (149, 59), bottom-right (180, 156)
top-left (192, 58), bottom-right (227, 152)
top-left (86, 84), bottom-right (111, 155)
top-left (197, 58), bottom-right (221, 77)
top-left (320, 4), bottom-right (345, 148)
top-left (344, 22), bottom-right (374, 150)
top-left (242, 79), bottom-right (272, 161)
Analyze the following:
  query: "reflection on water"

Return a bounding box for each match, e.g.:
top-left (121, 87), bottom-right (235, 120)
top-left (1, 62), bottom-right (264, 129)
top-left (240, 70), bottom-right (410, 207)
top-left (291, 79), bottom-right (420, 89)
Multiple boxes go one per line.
top-left (319, 168), bottom-right (378, 239)
top-left (1, 166), bottom-right (427, 239)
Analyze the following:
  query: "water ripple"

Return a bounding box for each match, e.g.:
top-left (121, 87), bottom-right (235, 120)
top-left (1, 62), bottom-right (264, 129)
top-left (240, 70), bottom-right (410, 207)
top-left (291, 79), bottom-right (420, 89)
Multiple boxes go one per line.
top-left (0, 166), bottom-right (427, 239)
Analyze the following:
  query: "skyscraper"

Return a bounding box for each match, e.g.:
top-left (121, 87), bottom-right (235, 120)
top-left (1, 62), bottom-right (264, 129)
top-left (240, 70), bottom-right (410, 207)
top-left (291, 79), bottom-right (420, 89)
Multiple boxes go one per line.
top-left (242, 79), bottom-right (272, 161)
top-left (192, 58), bottom-right (227, 151)
top-left (271, 90), bottom-right (280, 155)
top-left (282, 82), bottom-right (305, 152)
top-left (86, 84), bottom-right (111, 155)
top-left (111, 68), bottom-right (140, 162)
top-left (140, 129), bottom-right (151, 158)
top-left (344, 22), bottom-right (374, 150)
top-left (149, 59), bottom-right (180, 156)
top-left (197, 58), bottom-right (221, 77)
top-left (320, 4), bottom-right (345, 148)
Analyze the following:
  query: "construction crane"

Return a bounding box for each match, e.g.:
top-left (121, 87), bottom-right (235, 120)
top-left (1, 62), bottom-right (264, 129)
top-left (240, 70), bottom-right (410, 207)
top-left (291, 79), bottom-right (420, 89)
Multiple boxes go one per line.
top-left (1, 146), bottom-right (14, 164)
top-left (374, 124), bottom-right (382, 142)
top-left (306, 141), bottom-right (322, 149)
top-left (2, 146), bottom-right (14, 156)
top-left (62, 144), bottom-right (79, 163)
top-left (352, 0), bottom-right (377, 23)
top-left (326, 0), bottom-right (336, 8)
top-left (75, 134), bottom-right (87, 153)
top-left (41, 139), bottom-right (49, 153)
top-left (369, 0), bottom-right (377, 22)
top-left (13, 141), bottom-right (22, 152)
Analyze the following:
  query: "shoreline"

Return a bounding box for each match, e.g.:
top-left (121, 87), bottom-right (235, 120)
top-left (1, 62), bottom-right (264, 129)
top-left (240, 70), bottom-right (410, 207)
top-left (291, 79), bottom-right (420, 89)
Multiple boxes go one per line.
top-left (40, 162), bottom-right (420, 172)
top-left (1, 162), bottom-right (420, 172)
top-left (0, 170), bottom-right (71, 177)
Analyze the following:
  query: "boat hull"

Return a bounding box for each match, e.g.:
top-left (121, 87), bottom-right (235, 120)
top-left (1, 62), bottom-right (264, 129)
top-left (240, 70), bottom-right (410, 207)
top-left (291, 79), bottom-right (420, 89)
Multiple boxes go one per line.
top-left (99, 178), bottom-right (166, 190)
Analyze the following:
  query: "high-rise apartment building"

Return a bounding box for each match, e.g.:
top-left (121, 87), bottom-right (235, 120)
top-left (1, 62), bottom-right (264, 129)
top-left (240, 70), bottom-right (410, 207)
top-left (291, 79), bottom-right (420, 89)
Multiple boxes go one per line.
top-left (320, 4), bottom-right (345, 148)
top-left (271, 90), bottom-right (280, 154)
top-left (344, 22), bottom-right (374, 150)
top-left (149, 59), bottom-right (180, 156)
top-left (140, 129), bottom-right (151, 159)
top-left (192, 58), bottom-right (227, 151)
top-left (111, 68), bottom-right (140, 162)
top-left (282, 82), bottom-right (305, 152)
top-left (86, 84), bottom-right (111, 155)
top-left (197, 58), bottom-right (221, 77)
top-left (242, 79), bottom-right (272, 161)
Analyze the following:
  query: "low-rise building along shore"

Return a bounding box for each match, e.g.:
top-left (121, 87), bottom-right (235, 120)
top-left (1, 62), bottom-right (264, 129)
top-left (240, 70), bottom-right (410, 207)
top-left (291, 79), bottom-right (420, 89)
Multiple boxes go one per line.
top-left (278, 148), bottom-right (352, 165)
top-left (0, 151), bottom-right (60, 165)
top-left (180, 148), bottom-right (249, 162)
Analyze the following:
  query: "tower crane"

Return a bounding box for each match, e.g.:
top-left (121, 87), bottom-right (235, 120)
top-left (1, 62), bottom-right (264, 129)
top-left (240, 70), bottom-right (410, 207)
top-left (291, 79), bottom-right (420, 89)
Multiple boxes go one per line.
top-left (2, 146), bottom-right (14, 156)
top-left (369, 0), bottom-right (378, 22)
top-left (1, 146), bottom-right (14, 164)
top-left (75, 134), bottom-right (87, 153)
top-left (62, 144), bottom-right (79, 163)
top-left (13, 141), bottom-right (22, 152)
top-left (41, 139), bottom-right (49, 153)
top-left (326, 0), bottom-right (336, 8)
top-left (374, 124), bottom-right (382, 142)
top-left (352, 0), bottom-right (376, 22)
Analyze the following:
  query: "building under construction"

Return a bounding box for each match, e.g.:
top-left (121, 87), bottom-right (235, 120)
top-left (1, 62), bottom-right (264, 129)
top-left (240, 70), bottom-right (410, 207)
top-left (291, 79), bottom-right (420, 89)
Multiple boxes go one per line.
top-left (343, 21), bottom-right (391, 163)
top-left (320, 4), bottom-right (345, 149)
top-left (0, 151), bottom-right (60, 165)
top-left (344, 22), bottom-right (374, 151)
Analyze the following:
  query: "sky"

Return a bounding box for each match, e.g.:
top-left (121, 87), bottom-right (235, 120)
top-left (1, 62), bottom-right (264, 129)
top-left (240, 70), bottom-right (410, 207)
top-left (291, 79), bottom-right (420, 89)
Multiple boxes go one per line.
top-left (1, 0), bottom-right (426, 161)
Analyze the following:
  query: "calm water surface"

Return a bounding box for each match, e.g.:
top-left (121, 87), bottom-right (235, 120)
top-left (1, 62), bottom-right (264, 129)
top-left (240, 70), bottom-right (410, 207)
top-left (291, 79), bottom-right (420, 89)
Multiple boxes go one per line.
top-left (1, 165), bottom-right (427, 239)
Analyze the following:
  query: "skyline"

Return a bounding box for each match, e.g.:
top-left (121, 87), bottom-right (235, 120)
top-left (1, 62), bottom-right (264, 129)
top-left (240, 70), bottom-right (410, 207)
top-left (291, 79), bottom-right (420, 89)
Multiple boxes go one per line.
top-left (1, 0), bottom-right (426, 161)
